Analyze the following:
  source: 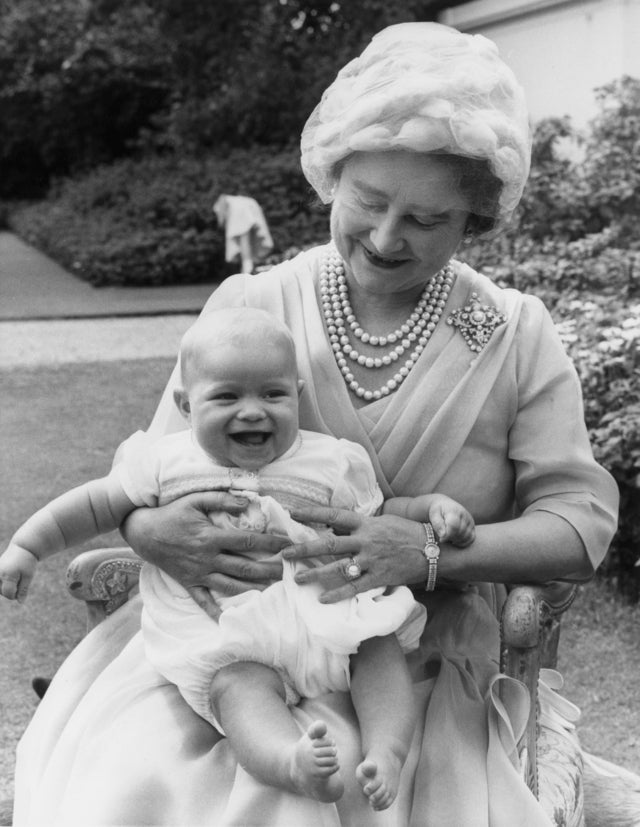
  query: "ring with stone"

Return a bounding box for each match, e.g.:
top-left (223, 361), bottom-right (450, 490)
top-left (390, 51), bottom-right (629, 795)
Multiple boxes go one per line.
top-left (343, 557), bottom-right (362, 580)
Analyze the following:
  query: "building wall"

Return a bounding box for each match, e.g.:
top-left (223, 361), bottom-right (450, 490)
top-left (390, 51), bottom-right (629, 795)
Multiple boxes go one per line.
top-left (440, 0), bottom-right (640, 127)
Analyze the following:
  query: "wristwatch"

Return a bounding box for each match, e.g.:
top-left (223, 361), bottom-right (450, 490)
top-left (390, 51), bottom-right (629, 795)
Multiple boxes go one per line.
top-left (422, 522), bottom-right (440, 591)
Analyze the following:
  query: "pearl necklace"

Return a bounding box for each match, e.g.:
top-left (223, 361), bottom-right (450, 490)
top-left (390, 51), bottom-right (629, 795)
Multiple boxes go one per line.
top-left (320, 246), bottom-right (454, 401)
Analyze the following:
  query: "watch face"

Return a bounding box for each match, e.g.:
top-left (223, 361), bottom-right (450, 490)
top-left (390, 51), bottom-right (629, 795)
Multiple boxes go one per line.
top-left (425, 543), bottom-right (440, 560)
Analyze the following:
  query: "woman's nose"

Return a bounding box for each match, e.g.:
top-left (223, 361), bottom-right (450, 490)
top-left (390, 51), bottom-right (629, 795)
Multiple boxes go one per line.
top-left (369, 214), bottom-right (404, 255)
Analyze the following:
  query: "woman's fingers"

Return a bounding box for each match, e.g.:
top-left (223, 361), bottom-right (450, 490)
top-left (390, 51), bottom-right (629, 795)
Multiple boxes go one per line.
top-left (187, 586), bottom-right (222, 620)
top-left (292, 552), bottom-right (367, 591)
top-left (214, 529), bottom-right (290, 559)
top-left (209, 550), bottom-right (283, 583)
top-left (282, 532), bottom-right (361, 561)
top-left (288, 505), bottom-right (363, 535)
top-left (318, 572), bottom-right (378, 604)
top-left (186, 490), bottom-right (252, 515)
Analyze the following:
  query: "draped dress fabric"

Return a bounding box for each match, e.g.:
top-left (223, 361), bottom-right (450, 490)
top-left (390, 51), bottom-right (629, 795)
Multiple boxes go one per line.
top-left (14, 245), bottom-right (619, 826)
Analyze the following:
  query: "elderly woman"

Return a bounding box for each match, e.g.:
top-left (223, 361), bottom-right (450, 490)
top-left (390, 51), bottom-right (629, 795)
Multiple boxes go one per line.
top-left (14, 22), bottom-right (618, 827)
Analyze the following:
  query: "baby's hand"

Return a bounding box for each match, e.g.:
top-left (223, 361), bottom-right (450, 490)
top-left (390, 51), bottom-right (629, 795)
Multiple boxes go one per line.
top-left (427, 495), bottom-right (475, 548)
top-left (0, 543), bottom-right (38, 603)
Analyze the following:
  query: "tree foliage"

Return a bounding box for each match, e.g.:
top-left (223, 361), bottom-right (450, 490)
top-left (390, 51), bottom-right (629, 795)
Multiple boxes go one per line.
top-left (0, 0), bottom-right (441, 195)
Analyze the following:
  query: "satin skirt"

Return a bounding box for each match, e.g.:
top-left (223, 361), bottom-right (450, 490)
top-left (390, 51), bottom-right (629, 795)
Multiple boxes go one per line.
top-left (14, 589), bottom-right (562, 826)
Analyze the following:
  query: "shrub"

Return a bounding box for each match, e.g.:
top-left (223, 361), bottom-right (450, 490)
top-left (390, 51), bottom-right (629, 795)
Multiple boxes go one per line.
top-left (9, 148), bottom-right (329, 286)
top-left (0, 0), bottom-right (173, 197)
top-left (458, 78), bottom-right (640, 600)
top-left (555, 300), bottom-right (640, 600)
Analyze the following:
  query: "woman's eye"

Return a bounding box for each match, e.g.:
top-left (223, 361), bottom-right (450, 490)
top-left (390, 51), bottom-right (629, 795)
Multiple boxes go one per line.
top-left (412, 216), bottom-right (440, 228)
top-left (356, 196), bottom-right (384, 212)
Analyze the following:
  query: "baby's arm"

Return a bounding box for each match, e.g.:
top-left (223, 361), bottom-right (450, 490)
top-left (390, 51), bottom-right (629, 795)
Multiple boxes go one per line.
top-left (0, 475), bottom-right (137, 602)
top-left (383, 494), bottom-right (475, 548)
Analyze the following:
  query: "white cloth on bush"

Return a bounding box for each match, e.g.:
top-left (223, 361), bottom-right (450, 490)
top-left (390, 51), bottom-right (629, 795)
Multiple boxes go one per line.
top-left (213, 193), bottom-right (273, 269)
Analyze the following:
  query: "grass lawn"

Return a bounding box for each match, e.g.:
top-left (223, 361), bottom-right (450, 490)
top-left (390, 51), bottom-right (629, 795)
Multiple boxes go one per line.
top-left (0, 357), bottom-right (174, 801)
top-left (1, 357), bottom-right (638, 806)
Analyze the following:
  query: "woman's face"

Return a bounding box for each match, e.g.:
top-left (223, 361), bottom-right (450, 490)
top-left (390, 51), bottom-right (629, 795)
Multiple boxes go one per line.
top-left (330, 151), bottom-right (471, 298)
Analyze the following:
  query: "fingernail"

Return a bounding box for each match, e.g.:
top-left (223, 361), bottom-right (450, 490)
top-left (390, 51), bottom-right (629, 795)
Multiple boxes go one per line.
top-left (282, 547), bottom-right (293, 559)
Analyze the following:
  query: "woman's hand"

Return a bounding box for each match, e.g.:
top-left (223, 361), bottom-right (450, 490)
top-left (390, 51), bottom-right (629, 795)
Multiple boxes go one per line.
top-left (121, 491), bottom-right (286, 618)
top-left (283, 505), bottom-right (429, 603)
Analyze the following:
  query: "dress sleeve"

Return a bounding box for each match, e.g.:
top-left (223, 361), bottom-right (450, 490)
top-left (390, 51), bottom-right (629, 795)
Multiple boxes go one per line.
top-left (330, 439), bottom-right (384, 517)
top-left (510, 296), bottom-right (619, 569)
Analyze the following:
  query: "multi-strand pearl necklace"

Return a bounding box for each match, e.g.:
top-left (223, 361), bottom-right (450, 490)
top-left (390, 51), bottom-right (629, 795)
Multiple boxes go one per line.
top-left (320, 247), bottom-right (454, 401)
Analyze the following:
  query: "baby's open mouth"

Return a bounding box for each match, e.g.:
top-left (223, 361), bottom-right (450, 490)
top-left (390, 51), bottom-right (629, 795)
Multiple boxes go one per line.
top-left (230, 432), bottom-right (271, 446)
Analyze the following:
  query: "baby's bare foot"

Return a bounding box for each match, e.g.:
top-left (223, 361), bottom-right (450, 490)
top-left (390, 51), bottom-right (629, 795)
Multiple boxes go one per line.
top-left (356, 751), bottom-right (403, 811)
top-left (288, 720), bottom-right (344, 803)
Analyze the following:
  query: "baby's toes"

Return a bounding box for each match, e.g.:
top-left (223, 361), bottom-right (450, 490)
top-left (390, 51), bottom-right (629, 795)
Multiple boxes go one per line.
top-left (307, 720), bottom-right (328, 740)
top-left (356, 759), bottom-right (379, 791)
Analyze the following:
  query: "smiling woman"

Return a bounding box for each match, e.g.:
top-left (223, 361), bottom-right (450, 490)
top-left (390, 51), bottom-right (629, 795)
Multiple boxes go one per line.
top-left (11, 21), bottom-right (628, 827)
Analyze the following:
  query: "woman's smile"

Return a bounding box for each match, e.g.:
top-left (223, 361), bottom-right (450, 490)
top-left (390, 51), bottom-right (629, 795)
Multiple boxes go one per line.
top-left (359, 242), bottom-right (413, 269)
top-left (330, 150), bottom-right (471, 299)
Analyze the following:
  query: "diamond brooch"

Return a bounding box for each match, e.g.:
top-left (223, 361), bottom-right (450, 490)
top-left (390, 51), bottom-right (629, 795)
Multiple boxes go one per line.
top-left (446, 293), bottom-right (507, 353)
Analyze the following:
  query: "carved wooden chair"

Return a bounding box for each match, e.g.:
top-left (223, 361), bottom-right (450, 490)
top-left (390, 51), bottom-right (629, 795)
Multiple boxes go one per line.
top-left (65, 548), bottom-right (583, 826)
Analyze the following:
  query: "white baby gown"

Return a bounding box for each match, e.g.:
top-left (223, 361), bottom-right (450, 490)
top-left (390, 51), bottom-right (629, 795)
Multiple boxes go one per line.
top-left (115, 428), bottom-right (427, 728)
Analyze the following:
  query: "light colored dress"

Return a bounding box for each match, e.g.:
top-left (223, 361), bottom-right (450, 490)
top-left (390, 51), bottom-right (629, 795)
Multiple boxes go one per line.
top-left (115, 428), bottom-right (424, 728)
top-left (14, 245), bottom-right (619, 826)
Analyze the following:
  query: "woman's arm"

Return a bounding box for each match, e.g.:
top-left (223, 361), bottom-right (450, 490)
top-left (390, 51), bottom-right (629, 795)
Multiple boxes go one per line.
top-left (282, 505), bottom-right (591, 604)
top-left (121, 492), bottom-right (287, 614)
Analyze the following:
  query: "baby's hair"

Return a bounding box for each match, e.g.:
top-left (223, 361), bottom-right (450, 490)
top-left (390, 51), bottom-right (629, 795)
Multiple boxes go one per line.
top-left (179, 308), bottom-right (298, 387)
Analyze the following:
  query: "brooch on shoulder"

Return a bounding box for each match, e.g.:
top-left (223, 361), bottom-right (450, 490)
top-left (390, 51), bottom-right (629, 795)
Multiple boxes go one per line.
top-left (446, 293), bottom-right (507, 353)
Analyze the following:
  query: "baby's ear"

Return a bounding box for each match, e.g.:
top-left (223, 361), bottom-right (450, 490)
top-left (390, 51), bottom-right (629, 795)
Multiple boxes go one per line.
top-left (297, 379), bottom-right (305, 397)
top-left (173, 388), bottom-right (191, 421)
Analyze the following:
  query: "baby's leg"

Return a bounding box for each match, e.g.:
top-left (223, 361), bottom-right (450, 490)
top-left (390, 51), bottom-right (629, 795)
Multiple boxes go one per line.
top-left (351, 635), bottom-right (416, 811)
top-left (210, 661), bottom-right (344, 802)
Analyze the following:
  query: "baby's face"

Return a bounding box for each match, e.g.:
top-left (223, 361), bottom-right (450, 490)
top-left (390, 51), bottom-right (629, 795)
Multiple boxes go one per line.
top-left (185, 338), bottom-right (301, 470)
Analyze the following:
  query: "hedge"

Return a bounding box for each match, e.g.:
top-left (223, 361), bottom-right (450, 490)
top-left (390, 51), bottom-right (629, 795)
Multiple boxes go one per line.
top-left (9, 146), bottom-right (329, 286)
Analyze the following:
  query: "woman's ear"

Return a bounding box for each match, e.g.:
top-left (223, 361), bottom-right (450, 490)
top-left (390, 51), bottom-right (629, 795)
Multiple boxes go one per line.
top-left (173, 388), bottom-right (191, 422)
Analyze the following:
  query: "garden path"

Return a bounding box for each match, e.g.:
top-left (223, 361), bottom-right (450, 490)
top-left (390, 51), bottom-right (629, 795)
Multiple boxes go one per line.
top-left (0, 230), bottom-right (215, 322)
top-left (0, 230), bottom-right (222, 365)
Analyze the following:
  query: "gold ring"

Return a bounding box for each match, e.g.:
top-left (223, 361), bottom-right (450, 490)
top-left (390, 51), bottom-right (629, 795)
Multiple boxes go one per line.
top-left (326, 533), bottom-right (337, 554)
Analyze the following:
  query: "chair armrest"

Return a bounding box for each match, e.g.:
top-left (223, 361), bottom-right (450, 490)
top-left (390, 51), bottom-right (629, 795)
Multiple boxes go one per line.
top-left (500, 581), bottom-right (578, 797)
top-left (66, 547), bottom-right (143, 631)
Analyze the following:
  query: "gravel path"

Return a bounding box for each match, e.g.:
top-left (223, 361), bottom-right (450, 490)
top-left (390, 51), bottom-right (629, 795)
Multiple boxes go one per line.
top-left (0, 314), bottom-right (198, 367)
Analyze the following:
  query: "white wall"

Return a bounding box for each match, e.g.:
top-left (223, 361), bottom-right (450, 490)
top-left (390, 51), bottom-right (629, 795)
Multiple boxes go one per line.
top-left (440, 0), bottom-right (640, 128)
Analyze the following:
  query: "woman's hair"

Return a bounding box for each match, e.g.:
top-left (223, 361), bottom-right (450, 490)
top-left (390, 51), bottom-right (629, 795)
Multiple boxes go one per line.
top-left (301, 22), bottom-right (531, 233)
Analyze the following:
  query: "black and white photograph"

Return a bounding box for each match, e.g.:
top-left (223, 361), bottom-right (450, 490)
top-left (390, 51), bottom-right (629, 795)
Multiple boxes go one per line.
top-left (1, 1), bottom-right (639, 825)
